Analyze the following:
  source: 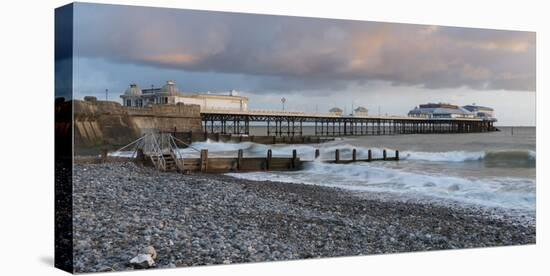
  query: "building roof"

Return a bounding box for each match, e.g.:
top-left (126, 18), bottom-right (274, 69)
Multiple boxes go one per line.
top-left (409, 106), bottom-right (473, 115)
top-left (329, 107), bottom-right (343, 112)
top-left (123, 84), bottom-right (142, 96)
top-left (354, 106), bottom-right (368, 112)
top-left (419, 103), bottom-right (459, 109)
top-left (462, 105), bottom-right (494, 111)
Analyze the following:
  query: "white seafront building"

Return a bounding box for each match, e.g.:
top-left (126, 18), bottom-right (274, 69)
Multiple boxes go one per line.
top-left (120, 81), bottom-right (249, 112)
top-left (408, 102), bottom-right (496, 120)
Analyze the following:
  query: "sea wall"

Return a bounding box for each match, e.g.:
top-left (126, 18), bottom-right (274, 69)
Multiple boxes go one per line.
top-left (73, 99), bottom-right (202, 153)
top-left (125, 104), bottom-right (202, 133)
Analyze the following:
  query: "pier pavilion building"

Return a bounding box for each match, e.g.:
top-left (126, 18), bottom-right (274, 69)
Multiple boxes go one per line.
top-left (408, 103), bottom-right (476, 119)
top-left (462, 104), bottom-right (495, 120)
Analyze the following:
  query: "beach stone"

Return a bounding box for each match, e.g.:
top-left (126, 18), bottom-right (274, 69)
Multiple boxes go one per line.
top-left (144, 246), bottom-right (157, 259)
top-left (129, 254), bottom-right (155, 269)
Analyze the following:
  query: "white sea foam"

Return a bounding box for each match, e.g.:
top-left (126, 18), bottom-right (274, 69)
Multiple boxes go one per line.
top-left (401, 150), bottom-right (485, 162)
top-left (108, 151), bottom-right (136, 158)
top-left (227, 161), bottom-right (535, 211)
top-left (401, 149), bottom-right (536, 164)
top-left (178, 140), bottom-right (535, 164)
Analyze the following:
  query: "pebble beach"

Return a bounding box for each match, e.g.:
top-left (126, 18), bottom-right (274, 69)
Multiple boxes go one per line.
top-left (72, 161), bottom-right (535, 273)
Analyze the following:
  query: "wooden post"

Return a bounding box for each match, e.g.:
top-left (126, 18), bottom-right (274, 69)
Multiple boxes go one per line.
top-left (395, 150), bottom-right (399, 161)
top-left (237, 149), bottom-right (243, 170)
top-left (216, 132), bottom-right (220, 142)
top-left (368, 149), bottom-right (372, 162)
top-left (383, 149), bottom-right (387, 160)
top-left (352, 148), bottom-right (357, 162)
top-left (200, 149), bottom-right (208, 173)
top-left (273, 136), bottom-right (276, 144)
top-left (136, 149), bottom-right (145, 164)
top-left (101, 149), bottom-right (108, 163)
top-left (266, 149), bottom-right (272, 170)
top-left (292, 149), bottom-right (297, 169)
top-left (315, 149), bottom-right (320, 159)
top-left (335, 149), bottom-right (340, 163)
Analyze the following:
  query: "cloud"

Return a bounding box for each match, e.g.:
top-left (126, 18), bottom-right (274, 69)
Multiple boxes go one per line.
top-left (73, 3), bottom-right (535, 93)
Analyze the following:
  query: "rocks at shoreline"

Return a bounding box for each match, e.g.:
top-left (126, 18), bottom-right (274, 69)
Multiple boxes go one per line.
top-left (72, 162), bottom-right (535, 273)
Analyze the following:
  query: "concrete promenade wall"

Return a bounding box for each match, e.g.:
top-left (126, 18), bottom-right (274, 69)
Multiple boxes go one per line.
top-left (125, 103), bottom-right (202, 134)
top-left (73, 99), bottom-right (202, 153)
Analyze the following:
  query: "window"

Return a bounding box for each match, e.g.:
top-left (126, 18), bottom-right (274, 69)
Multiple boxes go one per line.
top-left (126, 99), bottom-right (131, 106)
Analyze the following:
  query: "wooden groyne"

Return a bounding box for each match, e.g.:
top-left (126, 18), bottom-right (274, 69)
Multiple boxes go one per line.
top-left (141, 148), bottom-right (399, 174)
top-left (102, 133), bottom-right (397, 174)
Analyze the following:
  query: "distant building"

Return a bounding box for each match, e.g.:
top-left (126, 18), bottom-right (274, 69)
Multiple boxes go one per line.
top-left (121, 84), bottom-right (145, 107)
top-left (120, 81), bottom-right (248, 112)
top-left (353, 106), bottom-right (368, 117)
top-left (408, 103), bottom-right (475, 119)
top-left (462, 104), bottom-right (495, 120)
top-left (329, 107), bottom-right (343, 116)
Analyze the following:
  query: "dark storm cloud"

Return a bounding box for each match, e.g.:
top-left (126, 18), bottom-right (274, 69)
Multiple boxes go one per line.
top-left (74, 3), bottom-right (536, 92)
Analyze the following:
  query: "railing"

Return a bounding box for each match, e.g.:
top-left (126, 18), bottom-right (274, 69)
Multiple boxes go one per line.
top-left (146, 133), bottom-right (167, 171)
top-left (108, 132), bottom-right (201, 172)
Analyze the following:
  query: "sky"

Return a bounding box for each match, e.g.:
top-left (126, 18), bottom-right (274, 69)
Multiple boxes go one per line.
top-left (72, 3), bottom-right (536, 126)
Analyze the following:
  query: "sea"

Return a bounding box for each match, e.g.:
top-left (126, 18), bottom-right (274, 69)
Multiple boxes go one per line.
top-left (182, 126), bottom-right (535, 214)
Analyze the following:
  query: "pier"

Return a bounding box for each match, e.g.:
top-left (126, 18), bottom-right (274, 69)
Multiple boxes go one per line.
top-left (200, 109), bottom-right (497, 136)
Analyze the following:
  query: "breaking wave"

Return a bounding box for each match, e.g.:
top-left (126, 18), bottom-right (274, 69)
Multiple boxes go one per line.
top-left (181, 140), bottom-right (535, 166)
top-left (402, 149), bottom-right (535, 162)
top-left (228, 161), bottom-right (536, 211)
